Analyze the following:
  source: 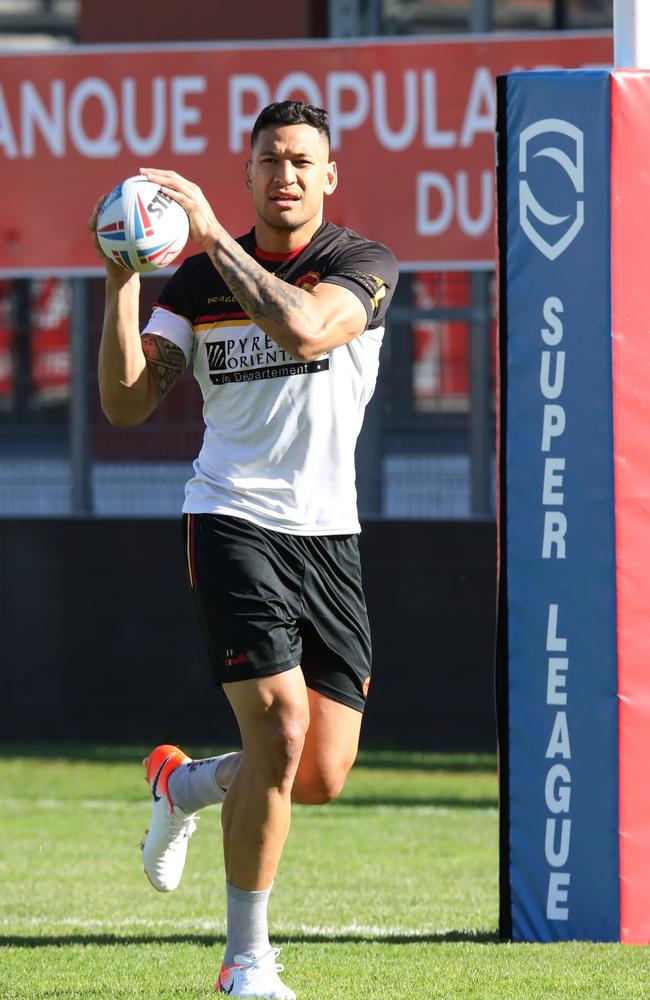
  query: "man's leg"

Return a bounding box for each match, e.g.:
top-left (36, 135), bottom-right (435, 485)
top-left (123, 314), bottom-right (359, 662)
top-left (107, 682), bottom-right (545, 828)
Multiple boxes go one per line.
top-left (213, 687), bottom-right (363, 809)
top-left (221, 667), bottom-right (310, 888)
top-left (291, 688), bottom-right (363, 805)
top-left (170, 687), bottom-right (363, 816)
top-left (213, 667), bottom-right (307, 997)
top-left (167, 751), bottom-right (240, 812)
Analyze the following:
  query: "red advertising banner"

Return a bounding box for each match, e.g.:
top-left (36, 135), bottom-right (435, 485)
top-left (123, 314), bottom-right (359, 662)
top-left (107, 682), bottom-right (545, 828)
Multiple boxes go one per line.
top-left (0, 34), bottom-right (611, 274)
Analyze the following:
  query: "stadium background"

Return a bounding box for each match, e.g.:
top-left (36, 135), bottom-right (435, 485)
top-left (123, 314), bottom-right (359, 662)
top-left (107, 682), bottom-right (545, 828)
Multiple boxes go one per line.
top-left (0, 0), bottom-right (612, 751)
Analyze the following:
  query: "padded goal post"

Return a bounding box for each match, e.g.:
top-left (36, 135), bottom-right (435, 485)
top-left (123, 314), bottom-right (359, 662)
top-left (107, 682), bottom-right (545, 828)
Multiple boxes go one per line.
top-left (496, 68), bottom-right (650, 943)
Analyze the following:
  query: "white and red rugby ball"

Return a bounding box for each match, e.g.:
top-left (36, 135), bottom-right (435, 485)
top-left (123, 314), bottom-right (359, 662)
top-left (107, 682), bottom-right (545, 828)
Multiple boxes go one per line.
top-left (96, 175), bottom-right (190, 272)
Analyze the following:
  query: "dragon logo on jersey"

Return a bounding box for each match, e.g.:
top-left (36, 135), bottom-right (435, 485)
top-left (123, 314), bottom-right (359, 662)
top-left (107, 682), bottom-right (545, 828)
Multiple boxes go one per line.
top-left (295, 270), bottom-right (321, 292)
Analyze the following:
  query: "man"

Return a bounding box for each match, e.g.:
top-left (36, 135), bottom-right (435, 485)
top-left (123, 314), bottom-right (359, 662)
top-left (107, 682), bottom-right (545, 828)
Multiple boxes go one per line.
top-left (91, 100), bottom-right (398, 998)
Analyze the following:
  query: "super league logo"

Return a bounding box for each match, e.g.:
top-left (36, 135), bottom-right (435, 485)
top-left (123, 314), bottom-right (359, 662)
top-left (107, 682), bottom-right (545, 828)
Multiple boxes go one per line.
top-left (519, 118), bottom-right (585, 262)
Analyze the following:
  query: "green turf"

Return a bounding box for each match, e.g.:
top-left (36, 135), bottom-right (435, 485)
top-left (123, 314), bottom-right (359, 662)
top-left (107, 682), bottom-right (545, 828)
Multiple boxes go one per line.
top-left (0, 745), bottom-right (647, 999)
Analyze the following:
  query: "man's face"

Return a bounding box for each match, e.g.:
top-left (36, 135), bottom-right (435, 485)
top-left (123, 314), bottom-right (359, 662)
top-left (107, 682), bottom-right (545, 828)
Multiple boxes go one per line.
top-left (246, 123), bottom-right (337, 235)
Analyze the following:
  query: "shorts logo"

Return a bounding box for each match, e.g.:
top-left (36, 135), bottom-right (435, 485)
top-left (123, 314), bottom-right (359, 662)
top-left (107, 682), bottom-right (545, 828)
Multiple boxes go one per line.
top-left (519, 118), bottom-right (585, 261)
top-left (224, 648), bottom-right (251, 667)
top-left (362, 675), bottom-right (371, 698)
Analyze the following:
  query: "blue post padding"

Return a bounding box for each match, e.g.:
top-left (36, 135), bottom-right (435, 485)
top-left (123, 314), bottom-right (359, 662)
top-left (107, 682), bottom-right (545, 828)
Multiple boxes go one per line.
top-left (503, 70), bottom-right (619, 941)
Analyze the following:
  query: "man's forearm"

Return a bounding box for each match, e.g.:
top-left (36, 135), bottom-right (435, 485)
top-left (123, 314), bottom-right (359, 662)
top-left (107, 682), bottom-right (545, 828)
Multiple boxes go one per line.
top-left (204, 228), bottom-right (318, 360)
top-left (98, 274), bottom-right (152, 427)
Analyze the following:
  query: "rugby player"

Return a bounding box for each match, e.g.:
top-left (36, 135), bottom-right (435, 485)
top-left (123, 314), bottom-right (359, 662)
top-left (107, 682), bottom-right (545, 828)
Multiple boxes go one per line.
top-left (91, 100), bottom-right (398, 998)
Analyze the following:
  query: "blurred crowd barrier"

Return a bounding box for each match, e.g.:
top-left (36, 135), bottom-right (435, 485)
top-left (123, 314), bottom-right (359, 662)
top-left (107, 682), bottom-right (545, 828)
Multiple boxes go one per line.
top-left (0, 270), bottom-right (496, 520)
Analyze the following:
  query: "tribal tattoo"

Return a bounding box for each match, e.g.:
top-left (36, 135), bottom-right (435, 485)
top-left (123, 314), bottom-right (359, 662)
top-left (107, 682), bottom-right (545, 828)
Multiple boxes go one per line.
top-left (210, 241), bottom-right (309, 331)
top-left (141, 334), bottom-right (187, 401)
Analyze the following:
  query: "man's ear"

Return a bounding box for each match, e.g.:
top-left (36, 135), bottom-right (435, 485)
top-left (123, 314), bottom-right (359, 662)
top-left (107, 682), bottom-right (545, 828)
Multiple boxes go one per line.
top-left (245, 159), bottom-right (253, 191)
top-left (324, 160), bottom-right (338, 197)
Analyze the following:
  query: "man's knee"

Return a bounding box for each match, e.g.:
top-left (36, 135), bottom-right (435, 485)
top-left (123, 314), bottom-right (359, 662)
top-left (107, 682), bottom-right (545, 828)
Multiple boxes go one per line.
top-left (226, 672), bottom-right (310, 786)
top-left (243, 698), bottom-right (310, 789)
top-left (263, 708), bottom-right (308, 771)
top-left (292, 761), bottom-right (352, 805)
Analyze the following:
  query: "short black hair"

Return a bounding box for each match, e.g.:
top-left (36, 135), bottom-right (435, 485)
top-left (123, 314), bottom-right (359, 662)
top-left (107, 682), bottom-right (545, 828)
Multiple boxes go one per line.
top-left (251, 101), bottom-right (330, 150)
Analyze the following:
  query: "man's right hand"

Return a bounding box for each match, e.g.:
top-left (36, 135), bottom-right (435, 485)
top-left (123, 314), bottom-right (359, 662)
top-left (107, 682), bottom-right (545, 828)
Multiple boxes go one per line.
top-left (88, 195), bottom-right (139, 286)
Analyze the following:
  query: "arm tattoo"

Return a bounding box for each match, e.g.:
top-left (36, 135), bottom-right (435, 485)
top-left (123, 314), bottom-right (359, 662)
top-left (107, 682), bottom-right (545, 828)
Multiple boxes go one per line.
top-left (141, 334), bottom-right (187, 402)
top-left (211, 240), bottom-right (308, 330)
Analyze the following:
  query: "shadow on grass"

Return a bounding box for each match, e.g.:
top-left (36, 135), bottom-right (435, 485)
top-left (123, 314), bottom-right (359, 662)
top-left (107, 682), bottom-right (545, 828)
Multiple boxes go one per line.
top-left (332, 796), bottom-right (497, 810)
top-left (0, 744), bottom-right (497, 773)
top-left (354, 752), bottom-right (496, 773)
top-left (0, 744), bottom-right (183, 764)
top-left (0, 929), bottom-right (500, 948)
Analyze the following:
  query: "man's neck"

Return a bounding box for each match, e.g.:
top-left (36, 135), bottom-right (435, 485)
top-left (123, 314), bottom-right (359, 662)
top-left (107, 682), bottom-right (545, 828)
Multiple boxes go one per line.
top-left (253, 217), bottom-right (324, 255)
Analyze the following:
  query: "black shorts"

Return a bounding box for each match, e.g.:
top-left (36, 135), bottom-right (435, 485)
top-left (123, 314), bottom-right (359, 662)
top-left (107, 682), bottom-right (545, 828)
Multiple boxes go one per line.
top-left (183, 513), bottom-right (372, 713)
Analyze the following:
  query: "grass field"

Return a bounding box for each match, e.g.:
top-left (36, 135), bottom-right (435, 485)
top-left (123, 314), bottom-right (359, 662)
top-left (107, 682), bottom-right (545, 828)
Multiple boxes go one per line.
top-left (1, 745), bottom-right (648, 1000)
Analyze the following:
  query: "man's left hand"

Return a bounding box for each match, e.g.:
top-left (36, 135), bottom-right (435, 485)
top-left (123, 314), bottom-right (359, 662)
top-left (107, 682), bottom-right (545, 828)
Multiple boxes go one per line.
top-left (139, 168), bottom-right (221, 250)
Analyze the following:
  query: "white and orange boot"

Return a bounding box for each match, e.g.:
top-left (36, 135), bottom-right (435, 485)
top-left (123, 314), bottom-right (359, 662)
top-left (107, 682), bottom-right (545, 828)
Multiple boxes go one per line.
top-left (216, 949), bottom-right (296, 998)
top-left (141, 744), bottom-right (197, 892)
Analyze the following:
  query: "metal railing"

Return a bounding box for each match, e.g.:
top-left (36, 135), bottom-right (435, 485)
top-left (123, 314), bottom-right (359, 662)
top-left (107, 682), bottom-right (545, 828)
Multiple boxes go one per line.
top-left (0, 270), bottom-right (496, 519)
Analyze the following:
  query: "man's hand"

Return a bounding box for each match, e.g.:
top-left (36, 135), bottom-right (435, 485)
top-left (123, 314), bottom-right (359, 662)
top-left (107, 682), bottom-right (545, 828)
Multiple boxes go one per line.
top-left (139, 168), bottom-right (222, 251)
top-left (88, 195), bottom-right (138, 287)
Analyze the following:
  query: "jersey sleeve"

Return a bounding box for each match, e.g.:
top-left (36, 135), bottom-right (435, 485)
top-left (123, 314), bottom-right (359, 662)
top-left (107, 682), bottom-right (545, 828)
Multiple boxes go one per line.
top-left (141, 259), bottom-right (195, 363)
top-left (141, 306), bottom-right (194, 364)
top-left (320, 240), bottom-right (399, 330)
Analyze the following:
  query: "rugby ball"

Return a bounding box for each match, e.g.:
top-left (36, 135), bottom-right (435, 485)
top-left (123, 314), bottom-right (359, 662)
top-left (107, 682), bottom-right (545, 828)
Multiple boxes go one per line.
top-left (96, 175), bottom-right (190, 272)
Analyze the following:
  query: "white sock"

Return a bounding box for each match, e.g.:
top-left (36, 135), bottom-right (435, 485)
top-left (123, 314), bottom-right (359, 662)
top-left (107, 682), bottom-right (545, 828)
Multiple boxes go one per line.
top-left (224, 881), bottom-right (272, 966)
top-left (168, 753), bottom-right (239, 813)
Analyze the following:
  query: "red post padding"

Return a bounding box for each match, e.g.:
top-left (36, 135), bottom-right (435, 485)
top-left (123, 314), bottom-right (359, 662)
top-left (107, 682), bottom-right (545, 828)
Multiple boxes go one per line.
top-left (611, 69), bottom-right (650, 944)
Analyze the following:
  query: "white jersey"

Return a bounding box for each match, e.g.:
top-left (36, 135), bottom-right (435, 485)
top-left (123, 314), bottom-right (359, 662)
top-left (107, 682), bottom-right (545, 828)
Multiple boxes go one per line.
top-left (142, 221), bottom-right (398, 535)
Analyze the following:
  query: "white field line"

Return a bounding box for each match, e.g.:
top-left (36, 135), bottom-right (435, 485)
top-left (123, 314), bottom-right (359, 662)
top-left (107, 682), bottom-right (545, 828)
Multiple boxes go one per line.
top-left (0, 915), bottom-right (446, 938)
top-left (0, 799), bottom-right (495, 816)
top-left (0, 798), bottom-right (142, 810)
